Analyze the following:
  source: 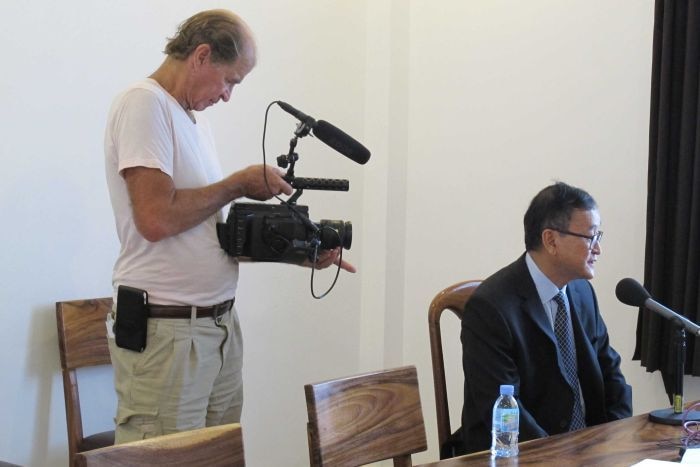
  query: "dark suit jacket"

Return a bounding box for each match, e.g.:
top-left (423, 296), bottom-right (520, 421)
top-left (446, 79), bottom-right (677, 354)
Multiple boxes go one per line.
top-left (460, 254), bottom-right (632, 454)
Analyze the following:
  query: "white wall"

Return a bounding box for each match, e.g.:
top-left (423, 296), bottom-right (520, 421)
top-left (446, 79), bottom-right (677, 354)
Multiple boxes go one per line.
top-left (0, 1), bottom-right (685, 466)
top-left (394, 1), bottom-right (692, 463)
top-left (0, 1), bottom-right (366, 466)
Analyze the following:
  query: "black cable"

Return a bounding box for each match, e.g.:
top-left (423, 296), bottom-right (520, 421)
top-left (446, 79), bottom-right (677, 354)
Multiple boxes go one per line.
top-left (261, 101), bottom-right (284, 204)
top-left (310, 226), bottom-right (343, 299)
top-left (262, 102), bottom-right (320, 230)
top-left (681, 401), bottom-right (700, 449)
top-left (261, 101), bottom-right (343, 299)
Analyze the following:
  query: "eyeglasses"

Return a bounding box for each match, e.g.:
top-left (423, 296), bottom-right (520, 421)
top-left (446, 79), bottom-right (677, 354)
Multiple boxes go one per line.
top-left (550, 229), bottom-right (603, 249)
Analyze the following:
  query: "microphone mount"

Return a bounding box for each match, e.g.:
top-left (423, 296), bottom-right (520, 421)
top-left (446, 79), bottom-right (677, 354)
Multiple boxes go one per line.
top-left (277, 126), bottom-right (349, 206)
top-left (293, 120), bottom-right (314, 139)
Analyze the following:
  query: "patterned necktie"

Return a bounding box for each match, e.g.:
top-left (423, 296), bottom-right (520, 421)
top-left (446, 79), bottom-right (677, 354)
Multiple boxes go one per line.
top-left (553, 291), bottom-right (586, 430)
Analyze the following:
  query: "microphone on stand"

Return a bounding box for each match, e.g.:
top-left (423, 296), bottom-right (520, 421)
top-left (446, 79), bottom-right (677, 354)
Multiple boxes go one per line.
top-left (616, 278), bottom-right (700, 336)
top-left (616, 278), bottom-right (700, 425)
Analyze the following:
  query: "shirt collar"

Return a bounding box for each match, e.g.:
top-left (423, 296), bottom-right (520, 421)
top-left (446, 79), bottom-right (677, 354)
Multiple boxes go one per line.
top-left (525, 252), bottom-right (567, 303)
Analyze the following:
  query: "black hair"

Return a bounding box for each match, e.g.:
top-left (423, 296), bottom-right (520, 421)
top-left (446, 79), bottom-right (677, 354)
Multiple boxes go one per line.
top-left (523, 182), bottom-right (597, 251)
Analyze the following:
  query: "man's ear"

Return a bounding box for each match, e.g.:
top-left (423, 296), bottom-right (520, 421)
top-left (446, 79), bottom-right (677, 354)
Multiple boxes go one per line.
top-left (541, 229), bottom-right (558, 255)
top-left (192, 44), bottom-right (212, 67)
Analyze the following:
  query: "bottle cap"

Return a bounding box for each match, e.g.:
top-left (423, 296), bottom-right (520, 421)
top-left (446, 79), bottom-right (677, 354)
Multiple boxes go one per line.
top-left (499, 384), bottom-right (514, 395)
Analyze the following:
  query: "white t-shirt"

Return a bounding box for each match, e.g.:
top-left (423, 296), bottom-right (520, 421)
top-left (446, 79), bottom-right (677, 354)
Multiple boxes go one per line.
top-left (105, 78), bottom-right (238, 305)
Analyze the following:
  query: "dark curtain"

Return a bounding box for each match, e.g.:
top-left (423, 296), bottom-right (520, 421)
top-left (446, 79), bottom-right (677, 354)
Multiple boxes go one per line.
top-left (634, 0), bottom-right (700, 399)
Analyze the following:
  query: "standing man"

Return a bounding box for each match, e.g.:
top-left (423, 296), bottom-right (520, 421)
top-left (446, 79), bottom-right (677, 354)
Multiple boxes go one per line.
top-left (105, 9), bottom-right (351, 443)
top-left (459, 182), bottom-right (632, 454)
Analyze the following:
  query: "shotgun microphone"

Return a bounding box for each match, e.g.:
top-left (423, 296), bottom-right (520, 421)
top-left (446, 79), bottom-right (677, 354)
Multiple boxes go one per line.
top-left (277, 101), bottom-right (315, 126)
top-left (277, 101), bottom-right (371, 165)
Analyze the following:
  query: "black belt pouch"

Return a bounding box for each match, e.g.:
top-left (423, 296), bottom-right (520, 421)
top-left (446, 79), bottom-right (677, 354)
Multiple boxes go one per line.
top-left (114, 285), bottom-right (149, 352)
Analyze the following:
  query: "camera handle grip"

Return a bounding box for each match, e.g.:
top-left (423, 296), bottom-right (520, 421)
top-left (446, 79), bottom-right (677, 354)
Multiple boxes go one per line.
top-left (290, 177), bottom-right (349, 191)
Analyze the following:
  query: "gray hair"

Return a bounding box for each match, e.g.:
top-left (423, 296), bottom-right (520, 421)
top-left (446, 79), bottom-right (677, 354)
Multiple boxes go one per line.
top-left (164, 9), bottom-right (252, 63)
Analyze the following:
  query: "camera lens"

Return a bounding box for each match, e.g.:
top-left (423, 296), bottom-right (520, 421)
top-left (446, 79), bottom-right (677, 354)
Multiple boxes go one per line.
top-left (318, 220), bottom-right (352, 250)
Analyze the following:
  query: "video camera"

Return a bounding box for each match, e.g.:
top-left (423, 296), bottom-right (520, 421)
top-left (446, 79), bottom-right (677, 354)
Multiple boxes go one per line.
top-left (216, 101), bottom-right (369, 265)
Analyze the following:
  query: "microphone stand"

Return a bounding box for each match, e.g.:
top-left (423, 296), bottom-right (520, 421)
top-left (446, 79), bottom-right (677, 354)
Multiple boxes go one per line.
top-left (649, 320), bottom-right (700, 425)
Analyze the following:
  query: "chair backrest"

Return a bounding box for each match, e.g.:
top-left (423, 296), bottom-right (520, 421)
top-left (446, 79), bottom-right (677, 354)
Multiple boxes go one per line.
top-left (74, 423), bottom-right (245, 467)
top-left (305, 365), bottom-right (427, 467)
top-left (56, 298), bottom-right (115, 466)
top-left (428, 280), bottom-right (481, 455)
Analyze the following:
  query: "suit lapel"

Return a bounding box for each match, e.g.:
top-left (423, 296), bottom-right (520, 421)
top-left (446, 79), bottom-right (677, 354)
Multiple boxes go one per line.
top-left (567, 285), bottom-right (599, 373)
top-left (513, 256), bottom-right (557, 345)
top-left (566, 283), bottom-right (605, 420)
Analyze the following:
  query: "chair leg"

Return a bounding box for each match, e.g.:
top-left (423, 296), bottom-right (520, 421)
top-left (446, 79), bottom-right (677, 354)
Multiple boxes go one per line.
top-left (393, 454), bottom-right (412, 467)
top-left (307, 422), bottom-right (320, 467)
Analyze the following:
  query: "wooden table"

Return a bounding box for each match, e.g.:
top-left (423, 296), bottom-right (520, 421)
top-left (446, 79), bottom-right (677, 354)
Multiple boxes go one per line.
top-left (417, 413), bottom-right (685, 466)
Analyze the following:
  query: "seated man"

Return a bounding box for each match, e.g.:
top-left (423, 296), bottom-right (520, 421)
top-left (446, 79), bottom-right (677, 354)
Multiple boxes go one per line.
top-left (459, 182), bottom-right (632, 454)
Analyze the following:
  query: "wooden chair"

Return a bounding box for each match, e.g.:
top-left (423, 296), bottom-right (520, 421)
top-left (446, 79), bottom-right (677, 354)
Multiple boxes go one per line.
top-left (305, 365), bottom-right (427, 467)
top-left (428, 280), bottom-right (481, 458)
top-left (74, 423), bottom-right (245, 467)
top-left (56, 298), bottom-right (115, 466)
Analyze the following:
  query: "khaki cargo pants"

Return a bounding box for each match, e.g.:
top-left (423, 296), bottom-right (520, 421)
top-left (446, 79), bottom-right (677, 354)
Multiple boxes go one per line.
top-left (107, 305), bottom-right (243, 443)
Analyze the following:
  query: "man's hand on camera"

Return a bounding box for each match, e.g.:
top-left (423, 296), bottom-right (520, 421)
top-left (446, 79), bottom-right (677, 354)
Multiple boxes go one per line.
top-left (305, 247), bottom-right (356, 273)
top-left (237, 164), bottom-right (293, 200)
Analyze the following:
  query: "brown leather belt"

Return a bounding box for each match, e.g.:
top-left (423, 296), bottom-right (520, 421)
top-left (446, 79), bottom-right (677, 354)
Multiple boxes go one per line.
top-left (148, 299), bottom-right (234, 319)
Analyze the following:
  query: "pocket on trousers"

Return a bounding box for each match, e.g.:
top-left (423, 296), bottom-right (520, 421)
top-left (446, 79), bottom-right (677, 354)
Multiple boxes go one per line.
top-left (131, 319), bottom-right (170, 377)
top-left (115, 413), bottom-right (163, 442)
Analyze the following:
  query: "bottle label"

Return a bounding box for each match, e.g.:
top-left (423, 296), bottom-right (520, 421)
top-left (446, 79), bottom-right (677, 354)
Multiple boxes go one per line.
top-left (494, 408), bottom-right (519, 431)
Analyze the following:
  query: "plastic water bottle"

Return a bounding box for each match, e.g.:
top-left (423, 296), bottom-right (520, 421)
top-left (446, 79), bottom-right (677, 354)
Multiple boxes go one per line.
top-left (491, 384), bottom-right (519, 458)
